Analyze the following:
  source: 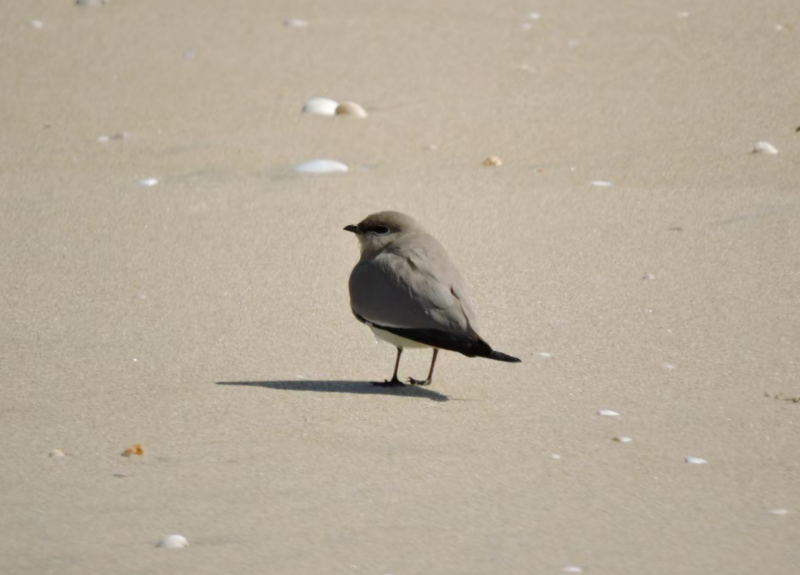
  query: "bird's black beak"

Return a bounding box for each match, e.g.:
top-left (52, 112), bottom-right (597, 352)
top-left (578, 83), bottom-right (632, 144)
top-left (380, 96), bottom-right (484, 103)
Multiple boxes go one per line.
top-left (344, 224), bottom-right (360, 234)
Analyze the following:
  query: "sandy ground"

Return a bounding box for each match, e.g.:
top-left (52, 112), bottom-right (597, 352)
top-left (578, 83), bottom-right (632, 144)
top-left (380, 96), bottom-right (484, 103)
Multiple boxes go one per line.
top-left (1, 0), bottom-right (799, 573)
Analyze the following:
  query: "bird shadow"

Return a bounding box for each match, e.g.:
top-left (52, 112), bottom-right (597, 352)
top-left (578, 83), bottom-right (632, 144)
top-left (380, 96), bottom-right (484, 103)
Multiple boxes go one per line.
top-left (215, 380), bottom-right (450, 402)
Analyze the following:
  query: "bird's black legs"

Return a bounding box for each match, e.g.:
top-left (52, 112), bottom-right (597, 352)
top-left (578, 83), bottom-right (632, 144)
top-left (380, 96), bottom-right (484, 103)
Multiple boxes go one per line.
top-left (373, 347), bottom-right (405, 387)
top-left (408, 349), bottom-right (438, 387)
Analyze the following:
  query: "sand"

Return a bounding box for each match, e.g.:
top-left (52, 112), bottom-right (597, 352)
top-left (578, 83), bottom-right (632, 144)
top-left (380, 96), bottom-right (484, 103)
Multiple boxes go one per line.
top-left (1, 0), bottom-right (799, 573)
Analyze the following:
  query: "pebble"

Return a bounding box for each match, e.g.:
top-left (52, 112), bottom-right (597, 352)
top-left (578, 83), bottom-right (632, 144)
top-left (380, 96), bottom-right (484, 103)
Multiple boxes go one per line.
top-left (483, 155), bottom-right (503, 167)
top-left (135, 177), bottom-right (159, 187)
top-left (752, 141), bottom-right (778, 155)
top-left (335, 101), bottom-right (368, 118)
top-left (685, 456), bottom-right (707, 465)
top-left (597, 409), bottom-right (620, 417)
top-left (301, 97), bottom-right (339, 116)
top-left (590, 180), bottom-right (613, 187)
top-left (156, 534), bottom-right (189, 548)
top-left (613, 436), bottom-right (633, 443)
top-left (293, 159), bottom-right (349, 174)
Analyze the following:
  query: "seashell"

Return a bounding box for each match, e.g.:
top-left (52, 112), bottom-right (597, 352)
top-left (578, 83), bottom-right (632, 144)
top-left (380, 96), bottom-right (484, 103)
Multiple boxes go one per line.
top-left (613, 436), bottom-right (633, 443)
top-left (49, 449), bottom-right (66, 460)
top-left (768, 508), bottom-right (790, 516)
top-left (685, 456), bottom-right (707, 464)
top-left (550, 453), bottom-right (562, 460)
top-left (538, 352), bottom-right (552, 358)
top-left (157, 534), bottom-right (189, 548)
top-left (335, 101), bottom-right (368, 118)
top-left (284, 19), bottom-right (309, 28)
top-left (528, 12), bottom-right (542, 20)
top-left (642, 272), bottom-right (656, 280)
top-left (121, 443), bottom-right (144, 457)
top-left (483, 155), bottom-right (503, 167)
top-left (135, 177), bottom-right (159, 187)
top-left (561, 567), bottom-right (583, 573)
top-left (292, 159), bottom-right (349, 174)
top-left (752, 141), bottom-right (778, 155)
top-left (301, 97), bottom-right (339, 116)
top-left (597, 409), bottom-right (620, 417)
top-left (590, 180), bottom-right (613, 187)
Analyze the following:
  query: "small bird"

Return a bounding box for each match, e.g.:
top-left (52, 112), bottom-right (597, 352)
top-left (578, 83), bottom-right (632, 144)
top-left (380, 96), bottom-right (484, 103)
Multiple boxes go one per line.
top-left (345, 211), bottom-right (521, 386)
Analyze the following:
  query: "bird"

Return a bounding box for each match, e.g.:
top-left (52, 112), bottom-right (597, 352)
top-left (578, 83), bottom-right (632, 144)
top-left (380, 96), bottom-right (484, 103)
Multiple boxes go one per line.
top-left (344, 211), bottom-right (521, 386)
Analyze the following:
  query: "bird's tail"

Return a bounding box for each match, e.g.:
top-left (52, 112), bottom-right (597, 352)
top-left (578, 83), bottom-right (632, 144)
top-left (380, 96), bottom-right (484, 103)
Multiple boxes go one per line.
top-left (488, 350), bottom-right (521, 363)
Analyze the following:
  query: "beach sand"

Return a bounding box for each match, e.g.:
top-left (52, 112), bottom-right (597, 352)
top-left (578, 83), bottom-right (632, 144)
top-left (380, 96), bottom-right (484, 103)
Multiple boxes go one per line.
top-left (1, 0), bottom-right (799, 573)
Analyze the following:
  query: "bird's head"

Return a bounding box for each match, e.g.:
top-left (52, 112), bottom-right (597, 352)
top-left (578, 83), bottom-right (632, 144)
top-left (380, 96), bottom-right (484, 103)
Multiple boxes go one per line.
top-left (344, 211), bottom-right (421, 256)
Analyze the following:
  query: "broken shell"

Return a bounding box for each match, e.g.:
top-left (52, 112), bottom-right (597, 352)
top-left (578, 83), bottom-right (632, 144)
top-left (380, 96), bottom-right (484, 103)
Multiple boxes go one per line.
top-left (597, 409), bottom-right (620, 417)
top-left (335, 101), bottom-right (368, 118)
top-left (483, 155), bottom-right (503, 167)
top-left (121, 443), bottom-right (144, 457)
top-left (768, 508), bottom-right (790, 516)
top-left (752, 141), bottom-right (778, 155)
top-left (613, 436), bottom-right (633, 443)
top-left (590, 180), bottom-right (613, 187)
top-left (685, 456), bottom-right (707, 464)
top-left (301, 97), bottom-right (339, 116)
top-left (284, 19), bottom-right (309, 28)
top-left (157, 534), bottom-right (189, 548)
top-left (293, 159), bottom-right (349, 174)
top-left (561, 567), bottom-right (583, 574)
top-left (49, 449), bottom-right (66, 460)
top-left (135, 177), bottom-right (159, 187)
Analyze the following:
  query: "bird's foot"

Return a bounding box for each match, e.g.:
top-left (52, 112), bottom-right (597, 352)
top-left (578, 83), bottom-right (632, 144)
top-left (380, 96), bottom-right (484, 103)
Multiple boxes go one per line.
top-left (373, 377), bottom-right (405, 387)
top-left (407, 377), bottom-right (432, 387)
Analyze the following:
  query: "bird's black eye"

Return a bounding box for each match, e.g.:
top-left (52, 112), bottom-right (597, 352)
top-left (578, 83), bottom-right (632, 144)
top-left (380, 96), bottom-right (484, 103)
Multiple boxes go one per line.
top-left (372, 225), bottom-right (390, 235)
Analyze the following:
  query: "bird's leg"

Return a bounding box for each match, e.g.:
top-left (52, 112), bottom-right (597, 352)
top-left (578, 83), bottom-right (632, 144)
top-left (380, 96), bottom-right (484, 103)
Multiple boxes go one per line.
top-left (408, 349), bottom-right (438, 386)
top-left (373, 347), bottom-right (405, 386)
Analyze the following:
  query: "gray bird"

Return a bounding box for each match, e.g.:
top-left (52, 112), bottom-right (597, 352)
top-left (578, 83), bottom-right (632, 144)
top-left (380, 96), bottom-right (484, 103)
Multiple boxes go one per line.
top-left (345, 211), bottom-right (521, 386)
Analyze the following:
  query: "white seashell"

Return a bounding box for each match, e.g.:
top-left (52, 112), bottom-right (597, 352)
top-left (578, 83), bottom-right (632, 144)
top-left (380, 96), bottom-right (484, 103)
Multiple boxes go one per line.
top-left (292, 159), bottom-right (349, 174)
top-left (590, 180), bottom-right (613, 187)
top-left (550, 453), bottom-right (562, 460)
top-left (685, 456), bottom-right (707, 464)
top-left (528, 13), bottom-right (542, 20)
top-left (561, 567), bottom-right (584, 573)
top-left (301, 97), bottom-right (339, 116)
top-left (335, 101), bottom-right (368, 118)
top-left (157, 534), bottom-right (189, 548)
top-left (597, 409), bottom-right (620, 417)
top-left (752, 141), bottom-right (778, 155)
top-left (642, 272), bottom-right (656, 280)
top-left (49, 449), bottom-right (66, 460)
top-left (768, 508), bottom-right (790, 515)
top-left (284, 19), bottom-right (309, 28)
top-left (613, 436), bottom-right (633, 443)
top-left (538, 352), bottom-right (552, 358)
top-left (135, 177), bottom-right (159, 187)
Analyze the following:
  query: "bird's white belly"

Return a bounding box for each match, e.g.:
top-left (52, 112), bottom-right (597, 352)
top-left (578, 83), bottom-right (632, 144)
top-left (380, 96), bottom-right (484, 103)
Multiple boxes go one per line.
top-left (370, 326), bottom-right (431, 349)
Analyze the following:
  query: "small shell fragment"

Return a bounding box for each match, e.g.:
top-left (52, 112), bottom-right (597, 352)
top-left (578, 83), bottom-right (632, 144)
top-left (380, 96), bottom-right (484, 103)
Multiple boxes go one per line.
top-left (335, 101), bottom-right (368, 118)
top-left (642, 272), bottom-right (656, 280)
top-left (685, 456), bottom-right (707, 465)
top-left (483, 155), bottom-right (503, 167)
top-left (597, 409), bottom-right (620, 417)
top-left (49, 449), bottom-right (66, 460)
top-left (156, 534), bottom-right (189, 548)
top-left (550, 453), bottom-right (562, 460)
top-left (561, 567), bottom-right (584, 574)
top-left (752, 141), bottom-right (778, 155)
top-left (301, 97), bottom-right (339, 116)
top-left (135, 178), bottom-right (159, 187)
top-left (292, 159), bottom-right (349, 174)
top-left (538, 352), bottom-right (552, 358)
top-left (121, 443), bottom-right (144, 457)
top-left (284, 19), bottom-right (309, 28)
top-left (613, 436), bottom-right (633, 443)
top-left (590, 180), bottom-right (613, 187)
top-left (29, 20), bottom-right (44, 29)
top-left (768, 508), bottom-right (790, 516)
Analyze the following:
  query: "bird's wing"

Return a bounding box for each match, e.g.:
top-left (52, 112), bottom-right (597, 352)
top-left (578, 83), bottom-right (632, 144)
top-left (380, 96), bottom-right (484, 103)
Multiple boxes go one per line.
top-left (349, 234), bottom-right (481, 351)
